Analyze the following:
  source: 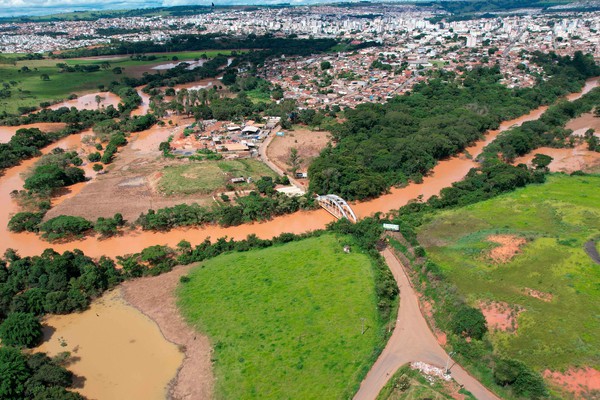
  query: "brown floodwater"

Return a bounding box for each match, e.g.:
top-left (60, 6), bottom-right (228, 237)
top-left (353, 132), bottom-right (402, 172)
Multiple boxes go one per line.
top-left (0, 122), bottom-right (66, 143)
top-left (131, 87), bottom-right (151, 117)
top-left (49, 92), bottom-right (121, 111)
top-left (0, 78), bottom-right (597, 259)
top-left (565, 112), bottom-right (600, 137)
top-left (514, 145), bottom-right (600, 173)
top-left (36, 289), bottom-right (183, 400)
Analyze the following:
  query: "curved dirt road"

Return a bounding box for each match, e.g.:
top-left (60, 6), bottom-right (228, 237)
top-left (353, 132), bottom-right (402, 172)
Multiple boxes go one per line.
top-left (354, 249), bottom-right (500, 400)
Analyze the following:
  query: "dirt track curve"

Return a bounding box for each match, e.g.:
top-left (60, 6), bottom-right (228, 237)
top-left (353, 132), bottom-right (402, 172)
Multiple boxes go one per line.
top-left (354, 249), bottom-right (500, 400)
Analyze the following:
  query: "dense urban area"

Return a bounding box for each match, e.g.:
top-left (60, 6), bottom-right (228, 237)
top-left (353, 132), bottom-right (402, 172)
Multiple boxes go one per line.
top-left (0, 1), bottom-right (599, 400)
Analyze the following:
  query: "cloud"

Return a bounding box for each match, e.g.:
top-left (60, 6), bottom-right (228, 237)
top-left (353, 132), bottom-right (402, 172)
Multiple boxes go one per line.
top-left (0, 0), bottom-right (164, 17)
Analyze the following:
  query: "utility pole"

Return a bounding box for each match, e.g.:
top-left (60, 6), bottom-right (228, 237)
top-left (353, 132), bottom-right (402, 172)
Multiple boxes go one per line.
top-left (445, 351), bottom-right (456, 374)
top-left (360, 317), bottom-right (366, 335)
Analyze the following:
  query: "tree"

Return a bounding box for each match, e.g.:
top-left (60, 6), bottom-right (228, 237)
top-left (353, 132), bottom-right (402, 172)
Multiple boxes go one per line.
top-left (531, 154), bottom-right (553, 170)
top-left (40, 74), bottom-right (50, 81)
top-left (95, 95), bottom-right (104, 109)
top-left (450, 306), bottom-right (487, 340)
top-left (320, 61), bottom-right (332, 70)
top-left (0, 312), bottom-right (43, 348)
top-left (87, 152), bottom-right (101, 162)
top-left (0, 347), bottom-right (30, 398)
top-left (287, 147), bottom-right (303, 176)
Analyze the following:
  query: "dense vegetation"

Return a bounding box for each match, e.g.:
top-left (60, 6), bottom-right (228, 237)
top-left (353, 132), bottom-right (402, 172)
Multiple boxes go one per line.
top-left (0, 347), bottom-right (84, 399)
top-left (483, 86), bottom-right (600, 161)
top-left (54, 34), bottom-right (338, 60)
top-left (177, 234), bottom-right (385, 399)
top-left (309, 53), bottom-right (599, 200)
top-left (23, 148), bottom-right (85, 193)
top-left (0, 127), bottom-right (78, 172)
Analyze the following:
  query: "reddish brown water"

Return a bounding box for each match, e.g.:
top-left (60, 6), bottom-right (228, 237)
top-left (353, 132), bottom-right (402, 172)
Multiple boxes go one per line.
top-left (37, 289), bottom-right (183, 400)
top-left (0, 122), bottom-right (66, 143)
top-left (131, 87), bottom-right (151, 117)
top-left (49, 92), bottom-right (121, 111)
top-left (1, 78), bottom-right (597, 259)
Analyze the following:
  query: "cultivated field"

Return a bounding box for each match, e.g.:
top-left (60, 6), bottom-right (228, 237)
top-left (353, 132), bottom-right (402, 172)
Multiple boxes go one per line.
top-left (158, 159), bottom-right (277, 195)
top-left (418, 175), bottom-right (600, 391)
top-left (177, 234), bottom-right (382, 399)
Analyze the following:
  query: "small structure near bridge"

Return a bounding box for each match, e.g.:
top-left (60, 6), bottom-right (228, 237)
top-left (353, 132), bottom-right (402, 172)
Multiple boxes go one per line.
top-left (316, 194), bottom-right (358, 223)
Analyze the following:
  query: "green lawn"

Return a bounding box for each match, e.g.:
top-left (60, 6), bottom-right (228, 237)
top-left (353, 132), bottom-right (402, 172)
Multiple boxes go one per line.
top-left (177, 234), bottom-right (382, 399)
top-left (158, 159), bottom-right (277, 195)
top-left (418, 174), bottom-right (600, 371)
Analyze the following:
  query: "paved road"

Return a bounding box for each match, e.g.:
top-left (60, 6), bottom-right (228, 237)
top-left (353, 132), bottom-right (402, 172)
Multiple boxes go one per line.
top-left (354, 249), bottom-right (500, 400)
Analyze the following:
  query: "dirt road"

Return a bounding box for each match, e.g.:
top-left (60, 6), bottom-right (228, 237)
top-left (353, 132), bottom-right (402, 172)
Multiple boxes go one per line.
top-left (353, 249), bottom-right (500, 400)
top-left (258, 130), bottom-right (306, 192)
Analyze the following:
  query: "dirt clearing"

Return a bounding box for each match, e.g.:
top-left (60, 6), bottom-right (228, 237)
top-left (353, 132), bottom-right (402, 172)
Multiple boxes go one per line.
top-left (121, 264), bottom-right (214, 400)
top-left (266, 127), bottom-right (330, 174)
top-left (478, 301), bottom-right (522, 333)
top-left (544, 367), bottom-right (600, 398)
top-left (486, 234), bottom-right (527, 263)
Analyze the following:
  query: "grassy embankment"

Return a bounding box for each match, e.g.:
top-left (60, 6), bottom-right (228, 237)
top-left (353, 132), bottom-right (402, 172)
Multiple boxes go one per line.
top-left (418, 174), bottom-right (600, 372)
top-left (177, 234), bottom-right (383, 399)
top-left (376, 365), bottom-right (476, 400)
top-left (158, 159), bottom-right (277, 195)
top-left (0, 50), bottom-right (235, 114)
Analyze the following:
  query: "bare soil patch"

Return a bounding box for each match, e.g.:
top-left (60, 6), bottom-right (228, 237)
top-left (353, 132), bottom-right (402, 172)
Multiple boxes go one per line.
top-left (544, 367), bottom-right (600, 398)
top-left (267, 127), bottom-right (330, 174)
top-left (486, 234), bottom-right (527, 263)
top-left (524, 287), bottom-right (554, 302)
top-left (478, 301), bottom-right (522, 333)
top-left (46, 122), bottom-right (216, 222)
top-left (121, 264), bottom-right (214, 400)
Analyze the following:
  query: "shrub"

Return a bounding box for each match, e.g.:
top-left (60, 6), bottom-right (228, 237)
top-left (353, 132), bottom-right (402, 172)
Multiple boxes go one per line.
top-left (39, 215), bottom-right (93, 240)
top-left (8, 212), bottom-right (44, 233)
top-left (450, 306), bottom-right (487, 340)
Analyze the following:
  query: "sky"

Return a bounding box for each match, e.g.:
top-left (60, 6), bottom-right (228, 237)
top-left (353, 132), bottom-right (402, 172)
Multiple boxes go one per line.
top-left (0, 0), bottom-right (336, 18)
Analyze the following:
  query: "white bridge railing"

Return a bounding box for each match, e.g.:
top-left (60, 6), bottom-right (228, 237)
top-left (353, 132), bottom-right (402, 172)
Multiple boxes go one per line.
top-left (316, 194), bottom-right (358, 223)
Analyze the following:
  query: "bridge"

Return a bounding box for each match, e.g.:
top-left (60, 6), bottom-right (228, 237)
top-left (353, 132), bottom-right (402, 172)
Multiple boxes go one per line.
top-left (316, 194), bottom-right (358, 223)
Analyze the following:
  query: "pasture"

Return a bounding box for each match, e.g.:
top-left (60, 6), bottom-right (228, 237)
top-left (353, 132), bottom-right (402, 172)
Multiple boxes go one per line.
top-left (177, 234), bottom-right (383, 399)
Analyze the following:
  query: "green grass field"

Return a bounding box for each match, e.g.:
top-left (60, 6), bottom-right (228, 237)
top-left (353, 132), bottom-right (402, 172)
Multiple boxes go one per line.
top-left (418, 174), bottom-right (600, 372)
top-left (0, 51), bottom-right (236, 114)
top-left (177, 234), bottom-right (382, 399)
top-left (158, 159), bottom-right (277, 195)
top-left (377, 365), bottom-right (476, 400)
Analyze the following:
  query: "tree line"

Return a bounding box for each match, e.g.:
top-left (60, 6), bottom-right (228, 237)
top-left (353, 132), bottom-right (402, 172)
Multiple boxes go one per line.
top-left (308, 52), bottom-right (599, 200)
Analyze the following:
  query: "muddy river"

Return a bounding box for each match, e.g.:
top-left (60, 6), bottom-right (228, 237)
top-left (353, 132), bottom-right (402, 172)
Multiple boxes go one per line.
top-left (49, 92), bottom-right (121, 111)
top-left (0, 78), bottom-right (597, 259)
top-left (0, 78), bottom-right (597, 400)
top-left (37, 289), bottom-right (183, 400)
